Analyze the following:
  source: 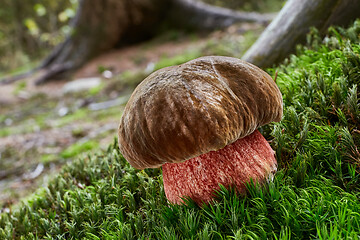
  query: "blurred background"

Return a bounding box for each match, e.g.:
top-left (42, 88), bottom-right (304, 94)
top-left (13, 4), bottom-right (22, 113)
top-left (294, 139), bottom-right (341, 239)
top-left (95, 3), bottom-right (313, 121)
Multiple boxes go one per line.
top-left (0, 0), bottom-right (285, 75)
top-left (0, 0), bottom-right (77, 74)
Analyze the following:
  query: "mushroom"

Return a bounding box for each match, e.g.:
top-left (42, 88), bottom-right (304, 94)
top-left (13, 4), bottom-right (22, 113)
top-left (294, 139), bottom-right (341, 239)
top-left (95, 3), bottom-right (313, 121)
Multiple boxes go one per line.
top-left (118, 56), bottom-right (283, 206)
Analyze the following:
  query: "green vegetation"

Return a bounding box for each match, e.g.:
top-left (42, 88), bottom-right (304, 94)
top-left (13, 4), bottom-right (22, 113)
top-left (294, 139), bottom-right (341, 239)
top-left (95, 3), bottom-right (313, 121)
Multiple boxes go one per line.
top-left (0, 0), bottom-right (76, 73)
top-left (60, 140), bottom-right (99, 159)
top-left (1, 19), bottom-right (360, 239)
top-left (154, 50), bottom-right (203, 71)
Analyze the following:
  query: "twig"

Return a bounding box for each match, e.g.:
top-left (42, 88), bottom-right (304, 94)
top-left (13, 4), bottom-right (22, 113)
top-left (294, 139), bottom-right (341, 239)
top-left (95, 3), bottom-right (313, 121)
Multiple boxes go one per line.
top-left (0, 69), bottom-right (38, 85)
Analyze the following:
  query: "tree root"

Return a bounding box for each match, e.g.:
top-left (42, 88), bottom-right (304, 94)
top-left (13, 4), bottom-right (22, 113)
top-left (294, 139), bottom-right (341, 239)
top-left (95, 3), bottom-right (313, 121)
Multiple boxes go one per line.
top-left (170, 0), bottom-right (275, 30)
top-left (0, 70), bottom-right (38, 85)
top-left (34, 61), bottom-right (76, 85)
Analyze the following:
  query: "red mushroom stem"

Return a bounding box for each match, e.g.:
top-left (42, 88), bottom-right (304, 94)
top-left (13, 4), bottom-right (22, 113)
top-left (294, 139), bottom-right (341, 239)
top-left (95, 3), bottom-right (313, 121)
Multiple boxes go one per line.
top-left (162, 130), bottom-right (277, 206)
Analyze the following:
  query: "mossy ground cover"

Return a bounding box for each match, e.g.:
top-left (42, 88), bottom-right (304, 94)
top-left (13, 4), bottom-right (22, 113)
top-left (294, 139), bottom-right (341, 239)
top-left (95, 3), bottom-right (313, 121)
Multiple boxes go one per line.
top-left (1, 20), bottom-right (360, 239)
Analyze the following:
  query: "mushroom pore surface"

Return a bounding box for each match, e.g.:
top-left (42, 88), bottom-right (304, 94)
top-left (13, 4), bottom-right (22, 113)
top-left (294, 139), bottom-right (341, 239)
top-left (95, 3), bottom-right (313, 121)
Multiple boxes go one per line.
top-left (118, 56), bottom-right (283, 169)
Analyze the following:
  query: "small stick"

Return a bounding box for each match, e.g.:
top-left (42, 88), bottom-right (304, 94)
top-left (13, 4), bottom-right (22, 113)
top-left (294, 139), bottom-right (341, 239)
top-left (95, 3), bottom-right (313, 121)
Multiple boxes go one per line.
top-left (274, 70), bottom-right (279, 83)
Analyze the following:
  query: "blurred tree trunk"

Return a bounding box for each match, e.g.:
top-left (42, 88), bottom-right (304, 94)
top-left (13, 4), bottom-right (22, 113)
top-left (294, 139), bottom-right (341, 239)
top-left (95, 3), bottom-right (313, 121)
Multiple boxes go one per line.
top-left (27, 0), bottom-right (274, 84)
top-left (36, 0), bottom-right (169, 84)
top-left (243, 0), bottom-right (360, 68)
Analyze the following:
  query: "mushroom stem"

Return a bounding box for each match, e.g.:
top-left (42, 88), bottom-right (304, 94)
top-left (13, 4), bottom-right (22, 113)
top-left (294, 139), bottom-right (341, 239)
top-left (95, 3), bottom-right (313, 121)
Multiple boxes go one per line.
top-left (162, 130), bottom-right (277, 206)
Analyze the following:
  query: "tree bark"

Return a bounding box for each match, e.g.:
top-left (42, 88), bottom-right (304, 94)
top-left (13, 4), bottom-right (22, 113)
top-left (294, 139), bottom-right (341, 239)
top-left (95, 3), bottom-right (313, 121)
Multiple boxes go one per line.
top-left (169, 0), bottom-right (275, 30)
top-left (242, 0), bottom-right (360, 68)
top-left (2, 0), bottom-right (274, 85)
top-left (35, 0), bottom-right (169, 84)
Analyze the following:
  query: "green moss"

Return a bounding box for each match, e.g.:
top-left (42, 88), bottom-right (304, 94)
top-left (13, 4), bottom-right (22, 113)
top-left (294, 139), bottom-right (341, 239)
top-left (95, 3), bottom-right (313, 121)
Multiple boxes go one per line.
top-left (40, 154), bottom-right (59, 165)
top-left (60, 140), bottom-right (99, 159)
top-left (154, 50), bottom-right (202, 71)
top-left (53, 108), bottom-right (88, 127)
top-left (88, 82), bottom-right (105, 96)
top-left (13, 81), bottom-right (27, 95)
top-left (0, 128), bottom-right (11, 138)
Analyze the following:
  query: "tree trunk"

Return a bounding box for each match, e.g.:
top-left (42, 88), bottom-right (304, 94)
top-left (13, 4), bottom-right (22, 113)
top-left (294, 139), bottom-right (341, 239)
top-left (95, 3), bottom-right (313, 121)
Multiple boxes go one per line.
top-left (3, 0), bottom-right (274, 85)
top-left (35, 0), bottom-right (169, 84)
top-left (242, 0), bottom-right (360, 68)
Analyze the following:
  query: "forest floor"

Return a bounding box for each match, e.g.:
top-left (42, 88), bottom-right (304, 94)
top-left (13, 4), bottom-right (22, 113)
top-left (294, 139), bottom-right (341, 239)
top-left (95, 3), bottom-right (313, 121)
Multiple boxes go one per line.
top-left (0, 23), bottom-right (264, 211)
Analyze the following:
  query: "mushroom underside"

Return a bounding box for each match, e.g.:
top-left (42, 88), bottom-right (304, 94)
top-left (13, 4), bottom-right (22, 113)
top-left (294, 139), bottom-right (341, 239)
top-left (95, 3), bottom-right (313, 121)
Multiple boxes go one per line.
top-left (162, 130), bottom-right (277, 206)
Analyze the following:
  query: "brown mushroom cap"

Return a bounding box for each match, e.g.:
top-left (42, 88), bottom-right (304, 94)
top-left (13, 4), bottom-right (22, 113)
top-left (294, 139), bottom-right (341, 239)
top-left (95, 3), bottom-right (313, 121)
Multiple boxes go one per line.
top-left (118, 56), bottom-right (283, 169)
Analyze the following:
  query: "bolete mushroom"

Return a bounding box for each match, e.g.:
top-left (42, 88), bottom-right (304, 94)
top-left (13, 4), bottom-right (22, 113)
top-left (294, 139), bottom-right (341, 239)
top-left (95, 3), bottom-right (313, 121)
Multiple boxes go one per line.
top-left (118, 56), bottom-right (283, 206)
